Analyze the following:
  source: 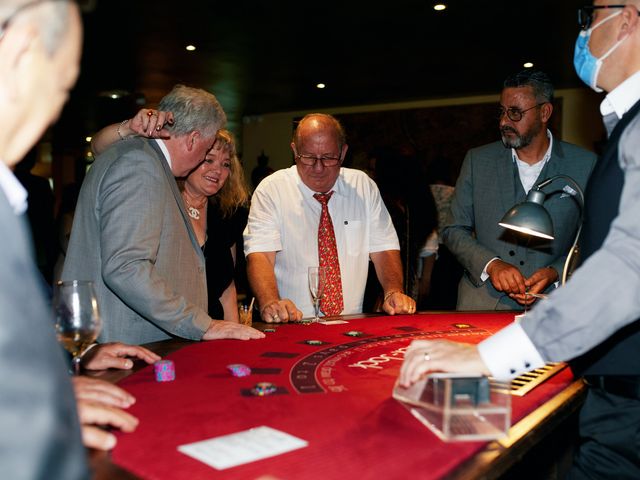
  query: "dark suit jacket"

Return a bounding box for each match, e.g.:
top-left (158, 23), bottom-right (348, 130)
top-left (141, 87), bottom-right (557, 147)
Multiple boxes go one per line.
top-left (63, 138), bottom-right (210, 344)
top-left (0, 186), bottom-right (88, 479)
top-left (443, 139), bottom-right (597, 310)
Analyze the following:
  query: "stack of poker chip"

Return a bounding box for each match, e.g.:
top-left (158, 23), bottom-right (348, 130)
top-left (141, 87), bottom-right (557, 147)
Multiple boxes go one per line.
top-left (154, 360), bottom-right (175, 382)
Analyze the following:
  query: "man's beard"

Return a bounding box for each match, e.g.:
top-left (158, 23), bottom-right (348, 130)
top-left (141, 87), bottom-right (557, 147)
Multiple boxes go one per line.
top-left (500, 123), bottom-right (541, 149)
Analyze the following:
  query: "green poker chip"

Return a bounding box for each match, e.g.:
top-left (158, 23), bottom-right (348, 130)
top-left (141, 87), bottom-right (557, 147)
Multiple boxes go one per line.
top-left (305, 340), bottom-right (323, 345)
top-left (344, 331), bottom-right (364, 337)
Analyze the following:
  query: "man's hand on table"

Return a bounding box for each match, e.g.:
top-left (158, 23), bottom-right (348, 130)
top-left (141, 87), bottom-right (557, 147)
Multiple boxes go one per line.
top-left (76, 399), bottom-right (139, 450)
top-left (202, 320), bottom-right (266, 340)
top-left (398, 339), bottom-right (490, 387)
top-left (73, 376), bottom-right (139, 450)
top-left (259, 299), bottom-right (303, 323)
top-left (73, 376), bottom-right (135, 408)
top-left (383, 291), bottom-right (416, 315)
top-left (81, 342), bottom-right (161, 370)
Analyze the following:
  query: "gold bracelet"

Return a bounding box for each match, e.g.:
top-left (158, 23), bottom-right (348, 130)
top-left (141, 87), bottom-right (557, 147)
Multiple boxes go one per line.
top-left (383, 290), bottom-right (403, 302)
top-left (116, 119), bottom-right (129, 141)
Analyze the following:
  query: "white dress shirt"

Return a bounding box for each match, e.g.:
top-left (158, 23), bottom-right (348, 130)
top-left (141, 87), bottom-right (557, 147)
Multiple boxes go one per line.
top-left (244, 165), bottom-right (399, 317)
top-left (479, 72), bottom-right (640, 380)
top-left (481, 130), bottom-right (554, 281)
top-left (0, 162), bottom-right (27, 215)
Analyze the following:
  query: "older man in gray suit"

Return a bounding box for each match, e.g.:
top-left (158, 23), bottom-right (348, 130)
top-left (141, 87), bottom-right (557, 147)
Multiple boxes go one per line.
top-left (443, 70), bottom-right (597, 311)
top-left (0, 0), bottom-right (106, 477)
top-left (63, 85), bottom-right (264, 345)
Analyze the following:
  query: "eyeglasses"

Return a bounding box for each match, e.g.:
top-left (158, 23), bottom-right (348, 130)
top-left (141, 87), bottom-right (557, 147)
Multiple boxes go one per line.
top-left (0, 0), bottom-right (68, 40)
top-left (498, 103), bottom-right (546, 122)
top-left (577, 5), bottom-right (640, 30)
top-left (295, 153), bottom-right (341, 167)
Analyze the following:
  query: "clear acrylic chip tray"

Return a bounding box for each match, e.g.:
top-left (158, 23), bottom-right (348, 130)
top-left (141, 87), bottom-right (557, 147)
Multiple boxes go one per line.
top-left (393, 373), bottom-right (511, 441)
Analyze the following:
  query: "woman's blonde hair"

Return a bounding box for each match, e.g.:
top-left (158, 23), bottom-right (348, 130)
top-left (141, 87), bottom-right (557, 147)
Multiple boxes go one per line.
top-left (209, 129), bottom-right (249, 218)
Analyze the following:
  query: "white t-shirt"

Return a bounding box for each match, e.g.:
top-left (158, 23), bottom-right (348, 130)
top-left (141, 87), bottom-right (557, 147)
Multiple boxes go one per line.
top-left (244, 165), bottom-right (399, 317)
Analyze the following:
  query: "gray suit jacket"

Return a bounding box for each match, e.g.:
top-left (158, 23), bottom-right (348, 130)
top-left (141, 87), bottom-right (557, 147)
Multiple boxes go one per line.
top-left (443, 139), bottom-right (597, 310)
top-left (0, 190), bottom-right (88, 479)
top-left (63, 138), bottom-right (210, 344)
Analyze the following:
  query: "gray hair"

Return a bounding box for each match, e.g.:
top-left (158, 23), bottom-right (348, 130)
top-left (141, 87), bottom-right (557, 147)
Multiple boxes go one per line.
top-left (0, 0), bottom-right (71, 56)
top-left (158, 84), bottom-right (227, 139)
top-left (503, 70), bottom-right (554, 104)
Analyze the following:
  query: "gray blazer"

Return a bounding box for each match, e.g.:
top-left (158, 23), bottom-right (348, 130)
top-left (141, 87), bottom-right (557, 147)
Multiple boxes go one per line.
top-left (63, 138), bottom-right (211, 344)
top-left (0, 191), bottom-right (88, 479)
top-left (443, 139), bottom-right (597, 310)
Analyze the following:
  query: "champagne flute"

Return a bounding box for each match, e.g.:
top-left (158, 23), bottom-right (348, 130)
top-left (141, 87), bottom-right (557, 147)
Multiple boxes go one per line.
top-left (53, 280), bottom-right (102, 375)
top-left (308, 266), bottom-right (326, 323)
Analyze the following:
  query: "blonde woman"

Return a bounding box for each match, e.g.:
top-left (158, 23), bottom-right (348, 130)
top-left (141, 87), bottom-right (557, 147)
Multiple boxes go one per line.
top-left (91, 110), bottom-right (249, 321)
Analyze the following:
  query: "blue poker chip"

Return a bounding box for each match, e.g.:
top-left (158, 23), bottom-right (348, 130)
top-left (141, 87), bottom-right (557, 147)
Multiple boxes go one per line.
top-left (263, 328), bottom-right (277, 332)
top-left (226, 363), bottom-right (251, 377)
top-left (344, 331), bottom-right (364, 337)
top-left (251, 382), bottom-right (277, 396)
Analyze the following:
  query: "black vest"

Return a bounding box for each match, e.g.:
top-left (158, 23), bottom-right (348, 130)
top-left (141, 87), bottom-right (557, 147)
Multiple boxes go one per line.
top-left (572, 98), bottom-right (640, 376)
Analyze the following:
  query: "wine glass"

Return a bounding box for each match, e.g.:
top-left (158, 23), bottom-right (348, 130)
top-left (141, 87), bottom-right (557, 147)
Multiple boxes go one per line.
top-left (308, 266), bottom-right (326, 323)
top-left (53, 280), bottom-right (102, 375)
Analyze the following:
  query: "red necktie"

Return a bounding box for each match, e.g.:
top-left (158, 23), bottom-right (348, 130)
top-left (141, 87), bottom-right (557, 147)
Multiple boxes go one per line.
top-left (314, 192), bottom-right (343, 316)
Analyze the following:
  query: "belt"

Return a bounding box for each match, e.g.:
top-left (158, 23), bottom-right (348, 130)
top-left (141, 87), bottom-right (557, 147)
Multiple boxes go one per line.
top-left (584, 375), bottom-right (640, 399)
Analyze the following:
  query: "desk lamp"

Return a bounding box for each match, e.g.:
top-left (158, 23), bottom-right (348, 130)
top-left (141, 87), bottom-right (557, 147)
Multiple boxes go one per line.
top-left (498, 175), bottom-right (585, 285)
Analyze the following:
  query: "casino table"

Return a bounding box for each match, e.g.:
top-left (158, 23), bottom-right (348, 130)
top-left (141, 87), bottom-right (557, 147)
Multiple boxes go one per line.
top-left (89, 312), bottom-right (585, 480)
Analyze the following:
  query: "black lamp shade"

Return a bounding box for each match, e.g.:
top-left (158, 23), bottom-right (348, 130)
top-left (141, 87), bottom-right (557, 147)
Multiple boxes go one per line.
top-left (499, 190), bottom-right (555, 240)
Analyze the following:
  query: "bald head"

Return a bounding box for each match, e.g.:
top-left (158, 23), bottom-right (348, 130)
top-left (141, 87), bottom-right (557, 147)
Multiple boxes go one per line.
top-left (292, 114), bottom-right (346, 150)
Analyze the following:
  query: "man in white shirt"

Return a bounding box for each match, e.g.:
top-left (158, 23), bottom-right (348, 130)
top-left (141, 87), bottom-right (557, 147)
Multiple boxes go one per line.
top-left (400, 2), bottom-right (640, 476)
top-left (244, 113), bottom-right (416, 322)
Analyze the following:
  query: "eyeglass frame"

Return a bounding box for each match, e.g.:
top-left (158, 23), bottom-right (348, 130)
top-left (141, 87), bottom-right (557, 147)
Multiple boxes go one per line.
top-left (498, 102), bottom-right (547, 122)
top-left (577, 4), bottom-right (640, 30)
top-left (294, 152), bottom-right (343, 167)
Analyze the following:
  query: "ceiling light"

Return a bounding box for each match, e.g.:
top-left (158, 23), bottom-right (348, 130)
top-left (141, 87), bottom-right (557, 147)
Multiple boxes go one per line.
top-left (433, 3), bottom-right (446, 11)
top-left (186, 45), bottom-right (196, 51)
top-left (523, 62), bottom-right (534, 68)
top-left (85, 136), bottom-right (92, 143)
top-left (316, 83), bottom-right (326, 89)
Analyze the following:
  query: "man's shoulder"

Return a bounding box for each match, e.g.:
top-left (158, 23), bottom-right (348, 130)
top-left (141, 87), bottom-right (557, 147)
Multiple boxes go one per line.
top-left (339, 167), bottom-right (376, 187)
top-left (253, 166), bottom-right (296, 192)
top-left (553, 140), bottom-right (597, 170)
top-left (555, 139), bottom-right (597, 159)
top-left (466, 141), bottom-right (507, 158)
top-left (89, 139), bottom-right (164, 180)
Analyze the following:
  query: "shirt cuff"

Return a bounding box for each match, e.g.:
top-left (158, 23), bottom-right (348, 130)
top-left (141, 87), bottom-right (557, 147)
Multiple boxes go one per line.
top-left (477, 321), bottom-right (546, 380)
top-left (480, 257), bottom-right (500, 282)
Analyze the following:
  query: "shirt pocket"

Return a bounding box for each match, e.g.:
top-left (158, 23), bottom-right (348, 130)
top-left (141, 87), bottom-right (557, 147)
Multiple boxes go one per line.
top-left (344, 220), bottom-right (365, 256)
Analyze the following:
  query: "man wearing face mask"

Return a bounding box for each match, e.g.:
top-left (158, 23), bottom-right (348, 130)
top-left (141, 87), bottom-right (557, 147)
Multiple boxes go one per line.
top-left (399, 2), bottom-right (640, 477)
top-left (442, 70), bottom-right (596, 311)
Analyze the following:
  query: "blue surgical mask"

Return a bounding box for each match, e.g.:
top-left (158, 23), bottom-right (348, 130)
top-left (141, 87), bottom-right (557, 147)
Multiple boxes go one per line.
top-left (573, 10), bottom-right (625, 92)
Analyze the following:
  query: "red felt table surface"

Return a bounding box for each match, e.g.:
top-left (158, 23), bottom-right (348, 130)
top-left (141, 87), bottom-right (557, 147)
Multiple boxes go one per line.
top-left (112, 312), bottom-right (575, 480)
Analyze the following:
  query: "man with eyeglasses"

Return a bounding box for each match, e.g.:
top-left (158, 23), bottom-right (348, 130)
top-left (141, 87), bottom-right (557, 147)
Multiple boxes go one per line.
top-left (400, 2), bottom-right (640, 477)
top-left (442, 70), bottom-right (596, 311)
top-left (244, 113), bottom-right (416, 322)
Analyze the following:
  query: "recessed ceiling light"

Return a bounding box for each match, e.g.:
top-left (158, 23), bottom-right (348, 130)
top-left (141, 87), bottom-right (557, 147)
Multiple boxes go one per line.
top-left (316, 83), bottom-right (326, 89)
top-left (186, 45), bottom-right (196, 51)
top-left (433, 3), bottom-right (446, 11)
top-left (523, 62), bottom-right (534, 68)
top-left (85, 136), bottom-right (92, 143)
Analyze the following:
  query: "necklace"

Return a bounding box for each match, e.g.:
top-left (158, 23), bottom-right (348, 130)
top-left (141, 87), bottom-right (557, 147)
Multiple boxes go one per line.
top-left (183, 193), bottom-right (207, 220)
